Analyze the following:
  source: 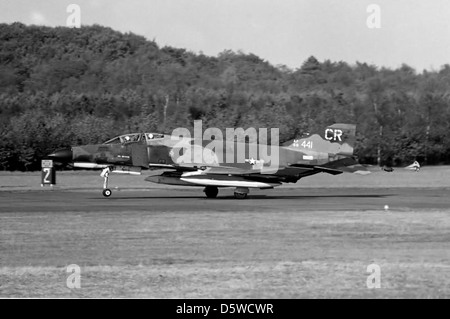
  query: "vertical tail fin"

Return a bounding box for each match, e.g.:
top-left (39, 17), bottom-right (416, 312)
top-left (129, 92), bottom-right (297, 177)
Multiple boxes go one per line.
top-left (283, 123), bottom-right (356, 156)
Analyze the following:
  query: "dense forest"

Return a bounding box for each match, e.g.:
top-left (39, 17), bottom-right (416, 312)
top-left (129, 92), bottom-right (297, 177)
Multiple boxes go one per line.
top-left (1, 22), bottom-right (450, 171)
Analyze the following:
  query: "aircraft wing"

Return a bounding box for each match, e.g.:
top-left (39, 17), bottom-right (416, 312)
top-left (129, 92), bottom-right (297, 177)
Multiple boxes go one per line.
top-left (149, 156), bottom-right (371, 177)
top-left (290, 157), bottom-right (371, 176)
top-left (149, 163), bottom-right (275, 175)
top-left (288, 163), bottom-right (343, 175)
top-left (146, 156), bottom-right (370, 189)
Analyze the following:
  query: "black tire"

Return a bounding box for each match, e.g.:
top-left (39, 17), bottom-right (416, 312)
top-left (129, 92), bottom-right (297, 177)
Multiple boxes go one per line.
top-left (234, 192), bottom-right (248, 199)
top-left (102, 189), bottom-right (112, 197)
top-left (204, 186), bottom-right (219, 198)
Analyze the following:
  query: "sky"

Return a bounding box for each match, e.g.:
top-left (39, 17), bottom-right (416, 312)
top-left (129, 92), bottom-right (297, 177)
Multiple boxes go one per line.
top-left (1, 0), bottom-right (450, 71)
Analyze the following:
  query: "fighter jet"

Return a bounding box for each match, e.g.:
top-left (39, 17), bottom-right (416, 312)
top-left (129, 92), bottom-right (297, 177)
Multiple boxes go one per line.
top-left (48, 123), bottom-right (369, 199)
top-left (381, 160), bottom-right (420, 173)
top-left (405, 161), bottom-right (420, 172)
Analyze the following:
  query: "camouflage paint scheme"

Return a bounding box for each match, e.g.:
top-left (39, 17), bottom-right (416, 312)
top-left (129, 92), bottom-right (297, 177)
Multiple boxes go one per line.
top-left (49, 124), bottom-right (369, 198)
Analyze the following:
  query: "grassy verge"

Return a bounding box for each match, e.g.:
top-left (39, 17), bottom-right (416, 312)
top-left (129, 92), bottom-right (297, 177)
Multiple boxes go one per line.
top-left (1, 209), bottom-right (449, 298)
top-left (1, 166), bottom-right (450, 191)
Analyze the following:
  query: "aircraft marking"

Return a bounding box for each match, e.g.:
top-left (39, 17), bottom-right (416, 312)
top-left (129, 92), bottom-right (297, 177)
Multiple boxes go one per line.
top-left (325, 129), bottom-right (343, 141)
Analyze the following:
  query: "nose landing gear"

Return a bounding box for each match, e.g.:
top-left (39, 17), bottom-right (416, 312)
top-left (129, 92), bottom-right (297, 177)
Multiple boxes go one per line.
top-left (101, 167), bottom-right (112, 197)
top-left (102, 188), bottom-right (112, 197)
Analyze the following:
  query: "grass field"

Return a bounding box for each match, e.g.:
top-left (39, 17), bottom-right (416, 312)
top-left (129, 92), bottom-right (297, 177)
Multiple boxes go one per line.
top-left (0, 167), bottom-right (449, 298)
top-left (1, 208), bottom-right (449, 298)
top-left (1, 165), bottom-right (450, 191)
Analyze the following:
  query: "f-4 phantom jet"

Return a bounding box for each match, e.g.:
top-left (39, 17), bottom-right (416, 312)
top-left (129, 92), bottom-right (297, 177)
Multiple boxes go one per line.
top-left (48, 123), bottom-right (369, 199)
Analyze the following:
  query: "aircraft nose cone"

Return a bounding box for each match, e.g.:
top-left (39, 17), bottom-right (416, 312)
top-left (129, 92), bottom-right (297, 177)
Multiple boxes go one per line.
top-left (48, 148), bottom-right (73, 163)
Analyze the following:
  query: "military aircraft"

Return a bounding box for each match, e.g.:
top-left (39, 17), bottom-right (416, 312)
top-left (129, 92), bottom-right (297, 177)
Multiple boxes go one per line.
top-left (48, 123), bottom-right (369, 199)
top-left (405, 161), bottom-right (420, 172)
top-left (382, 160), bottom-right (421, 173)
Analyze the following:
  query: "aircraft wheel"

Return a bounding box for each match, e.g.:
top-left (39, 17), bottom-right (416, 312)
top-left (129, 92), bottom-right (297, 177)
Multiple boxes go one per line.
top-left (234, 192), bottom-right (248, 200)
top-left (102, 189), bottom-right (112, 197)
top-left (204, 186), bottom-right (218, 198)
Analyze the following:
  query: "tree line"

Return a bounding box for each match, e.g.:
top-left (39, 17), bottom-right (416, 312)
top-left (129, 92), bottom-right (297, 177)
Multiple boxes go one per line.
top-left (1, 22), bottom-right (450, 171)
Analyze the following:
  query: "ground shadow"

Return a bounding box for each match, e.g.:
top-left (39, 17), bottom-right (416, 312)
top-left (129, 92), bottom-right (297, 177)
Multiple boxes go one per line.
top-left (96, 193), bottom-right (392, 200)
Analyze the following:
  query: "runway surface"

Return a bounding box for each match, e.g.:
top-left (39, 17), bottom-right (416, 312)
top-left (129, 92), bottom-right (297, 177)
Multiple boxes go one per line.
top-left (1, 186), bottom-right (449, 298)
top-left (1, 187), bottom-right (449, 213)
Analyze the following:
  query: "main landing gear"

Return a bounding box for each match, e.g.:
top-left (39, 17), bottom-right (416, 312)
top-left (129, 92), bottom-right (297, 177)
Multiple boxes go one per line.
top-left (234, 187), bottom-right (249, 199)
top-left (204, 186), bottom-right (219, 198)
top-left (203, 186), bottom-right (250, 199)
top-left (101, 167), bottom-right (112, 197)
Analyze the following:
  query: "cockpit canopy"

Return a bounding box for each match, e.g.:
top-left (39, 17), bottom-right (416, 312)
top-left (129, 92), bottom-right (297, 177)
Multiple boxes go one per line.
top-left (103, 133), bottom-right (165, 145)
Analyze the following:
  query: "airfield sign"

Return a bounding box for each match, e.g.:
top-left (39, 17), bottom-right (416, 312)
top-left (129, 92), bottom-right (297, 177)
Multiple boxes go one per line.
top-left (41, 159), bottom-right (56, 186)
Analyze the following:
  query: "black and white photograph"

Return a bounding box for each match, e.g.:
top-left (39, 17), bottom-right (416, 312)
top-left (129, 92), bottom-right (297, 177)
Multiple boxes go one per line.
top-left (0, 0), bottom-right (449, 303)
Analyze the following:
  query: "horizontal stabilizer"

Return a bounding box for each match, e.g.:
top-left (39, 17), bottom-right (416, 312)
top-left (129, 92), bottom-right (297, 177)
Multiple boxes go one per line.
top-left (289, 163), bottom-right (343, 175)
top-left (289, 157), bottom-right (371, 175)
